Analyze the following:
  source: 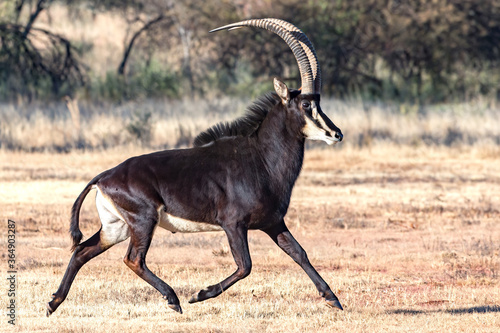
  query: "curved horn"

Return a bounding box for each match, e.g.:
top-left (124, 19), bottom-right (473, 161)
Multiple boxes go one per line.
top-left (267, 19), bottom-right (321, 93)
top-left (210, 18), bottom-right (320, 94)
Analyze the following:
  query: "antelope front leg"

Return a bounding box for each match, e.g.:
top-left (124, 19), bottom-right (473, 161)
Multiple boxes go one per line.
top-left (263, 221), bottom-right (343, 310)
top-left (189, 223), bottom-right (251, 303)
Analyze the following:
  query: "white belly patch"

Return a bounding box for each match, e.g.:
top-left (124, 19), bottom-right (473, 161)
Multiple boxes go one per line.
top-left (157, 207), bottom-right (223, 233)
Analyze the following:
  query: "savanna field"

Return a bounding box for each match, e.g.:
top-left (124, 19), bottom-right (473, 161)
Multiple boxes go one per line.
top-left (1, 2), bottom-right (500, 332)
top-left (0, 139), bottom-right (499, 332)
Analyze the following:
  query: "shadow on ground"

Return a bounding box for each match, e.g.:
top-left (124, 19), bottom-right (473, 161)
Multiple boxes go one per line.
top-left (389, 305), bottom-right (500, 315)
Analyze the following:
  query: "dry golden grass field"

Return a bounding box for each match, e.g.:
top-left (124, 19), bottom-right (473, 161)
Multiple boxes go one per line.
top-left (1, 145), bottom-right (499, 332)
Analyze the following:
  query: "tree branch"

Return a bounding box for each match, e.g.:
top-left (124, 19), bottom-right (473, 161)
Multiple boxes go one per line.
top-left (118, 14), bottom-right (166, 75)
top-left (14, 0), bottom-right (26, 24)
top-left (22, 0), bottom-right (48, 39)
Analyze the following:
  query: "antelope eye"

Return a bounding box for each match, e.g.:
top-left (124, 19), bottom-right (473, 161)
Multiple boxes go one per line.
top-left (302, 101), bottom-right (311, 109)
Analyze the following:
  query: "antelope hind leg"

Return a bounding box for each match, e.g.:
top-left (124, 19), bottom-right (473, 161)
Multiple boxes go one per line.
top-left (123, 217), bottom-right (182, 314)
top-left (47, 195), bottom-right (130, 316)
top-left (47, 230), bottom-right (109, 316)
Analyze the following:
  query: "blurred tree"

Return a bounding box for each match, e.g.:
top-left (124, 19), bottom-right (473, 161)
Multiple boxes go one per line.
top-left (1, 0), bottom-right (500, 103)
top-left (0, 0), bottom-right (85, 100)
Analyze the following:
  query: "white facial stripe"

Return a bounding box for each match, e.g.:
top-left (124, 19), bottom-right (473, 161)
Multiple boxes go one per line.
top-left (311, 100), bottom-right (319, 119)
top-left (303, 116), bottom-right (338, 145)
top-left (303, 116), bottom-right (328, 140)
top-left (317, 112), bottom-right (330, 131)
top-left (157, 206), bottom-right (223, 233)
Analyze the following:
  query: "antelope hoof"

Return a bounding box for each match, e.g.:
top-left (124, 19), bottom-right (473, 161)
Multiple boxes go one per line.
top-left (162, 295), bottom-right (182, 314)
top-left (325, 298), bottom-right (343, 311)
top-left (189, 286), bottom-right (218, 304)
top-left (188, 294), bottom-right (200, 304)
top-left (46, 294), bottom-right (58, 317)
top-left (168, 303), bottom-right (183, 314)
top-left (188, 288), bottom-right (209, 304)
top-left (46, 303), bottom-right (54, 317)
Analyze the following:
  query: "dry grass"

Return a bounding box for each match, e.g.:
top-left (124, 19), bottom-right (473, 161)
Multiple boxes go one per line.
top-left (0, 145), bottom-right (499, 332)
top-left (2, 97), bottom-right (500, 152)
top-left (2, 5), bottom-right (498, 331)
top-left (0, 98), bottom-right (248, 151)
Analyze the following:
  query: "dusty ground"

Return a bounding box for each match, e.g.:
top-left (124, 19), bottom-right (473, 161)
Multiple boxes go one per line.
top-left (0, 145), bottom-right (499, 332)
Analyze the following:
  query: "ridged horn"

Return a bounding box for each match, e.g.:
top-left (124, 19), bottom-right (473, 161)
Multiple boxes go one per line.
top-left (210, 18), bottom-right (320, 95)
top-left (266, 19), bottom-right (321, 93)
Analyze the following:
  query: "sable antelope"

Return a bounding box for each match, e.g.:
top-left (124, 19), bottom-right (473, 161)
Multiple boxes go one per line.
top-left (47, 18), bottom-right (343, 316)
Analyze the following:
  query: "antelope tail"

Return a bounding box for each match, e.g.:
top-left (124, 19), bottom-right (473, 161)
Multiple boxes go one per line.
top-left (70, 172), bottom-right (105, 252)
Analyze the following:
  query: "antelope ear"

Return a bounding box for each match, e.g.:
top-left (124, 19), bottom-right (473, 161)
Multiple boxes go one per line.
top-left (274, 78), bottom-right (290, 105)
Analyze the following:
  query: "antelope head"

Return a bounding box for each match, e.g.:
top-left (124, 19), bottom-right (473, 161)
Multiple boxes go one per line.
top-left (210, 18), bottom-right (343, 145)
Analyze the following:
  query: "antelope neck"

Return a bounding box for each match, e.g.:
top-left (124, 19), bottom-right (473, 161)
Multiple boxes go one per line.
top-left (253, 105), bottom-right (305, 197)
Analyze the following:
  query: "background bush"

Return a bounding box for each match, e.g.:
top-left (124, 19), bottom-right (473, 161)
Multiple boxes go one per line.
top-left (1, 0), bottom-right (499, 104)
